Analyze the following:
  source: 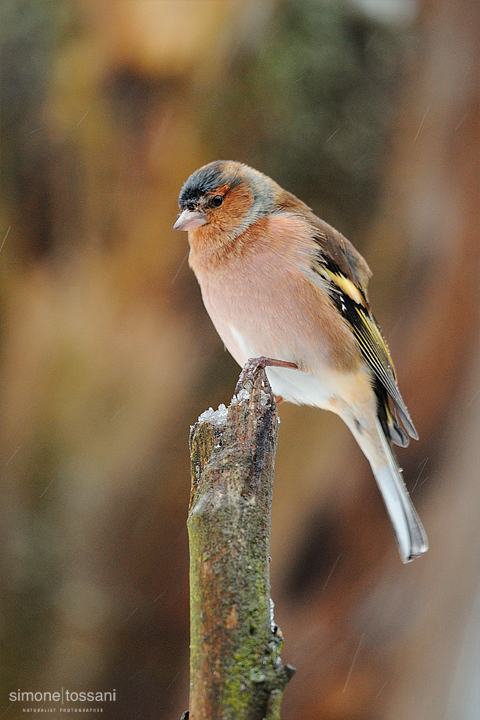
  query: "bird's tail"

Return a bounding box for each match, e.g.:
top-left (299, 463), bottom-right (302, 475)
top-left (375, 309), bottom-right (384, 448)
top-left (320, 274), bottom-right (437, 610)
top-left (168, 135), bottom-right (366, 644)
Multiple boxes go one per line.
top-left (346, 414), bottom-right (428, 563)
top-left (372, 418), bottom-right (428, 562)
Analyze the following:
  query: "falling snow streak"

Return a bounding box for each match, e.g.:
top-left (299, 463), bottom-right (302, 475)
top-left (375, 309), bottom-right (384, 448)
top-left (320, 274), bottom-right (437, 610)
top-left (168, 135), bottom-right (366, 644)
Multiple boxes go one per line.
top-left (39, 478), bottom-right (56, 499)
top-left (171, 252), bottom-right (189, 285)
top-left (0, 226), bottom-right (11, 253)
top-left (412, 457), bottom-right (430, 493)
top-left (375, 680), bottom-right (388, 699)
top-left (342, 633), bottom-right (365, 694)
top-left (414, 104), bottom-right (431, 142)
top-left (76, 106), bottom-right (92, 127)
top-left (5, 445), bottom-right (21, 466)
top-left (321, 553), bottom-right (342, 592)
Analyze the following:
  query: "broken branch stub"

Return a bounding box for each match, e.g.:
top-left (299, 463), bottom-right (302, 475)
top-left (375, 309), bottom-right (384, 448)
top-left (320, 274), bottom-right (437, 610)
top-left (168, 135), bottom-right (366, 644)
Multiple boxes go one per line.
top-left (187, 368), bottom-right (295, 720)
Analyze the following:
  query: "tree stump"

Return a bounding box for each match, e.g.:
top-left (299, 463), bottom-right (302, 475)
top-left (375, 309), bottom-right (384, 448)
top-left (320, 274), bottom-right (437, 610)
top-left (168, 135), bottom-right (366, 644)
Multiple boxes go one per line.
top-left (187, 368), bottom-right (295, 719)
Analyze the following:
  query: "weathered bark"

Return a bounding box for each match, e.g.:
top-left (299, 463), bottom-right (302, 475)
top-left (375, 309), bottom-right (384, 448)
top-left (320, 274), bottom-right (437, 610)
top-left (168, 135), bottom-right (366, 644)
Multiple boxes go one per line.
top-left (187, 369), bottom-right (295, 720)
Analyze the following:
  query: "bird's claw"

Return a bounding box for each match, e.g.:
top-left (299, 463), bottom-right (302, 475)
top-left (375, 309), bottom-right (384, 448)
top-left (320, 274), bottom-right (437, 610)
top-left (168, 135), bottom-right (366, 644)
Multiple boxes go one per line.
top-left (234, 356), bottom-right (298, 403)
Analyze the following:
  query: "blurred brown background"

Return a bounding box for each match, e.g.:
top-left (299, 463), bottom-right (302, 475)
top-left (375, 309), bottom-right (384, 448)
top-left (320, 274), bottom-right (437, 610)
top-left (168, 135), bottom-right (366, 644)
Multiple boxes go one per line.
top-left (0, 1), bottom-right (478, 718)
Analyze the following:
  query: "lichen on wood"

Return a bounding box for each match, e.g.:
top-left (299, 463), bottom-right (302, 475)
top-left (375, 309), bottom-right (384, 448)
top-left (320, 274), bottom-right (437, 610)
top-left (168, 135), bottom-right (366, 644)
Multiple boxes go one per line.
top-left (187, 369), bottom-right (295, 720)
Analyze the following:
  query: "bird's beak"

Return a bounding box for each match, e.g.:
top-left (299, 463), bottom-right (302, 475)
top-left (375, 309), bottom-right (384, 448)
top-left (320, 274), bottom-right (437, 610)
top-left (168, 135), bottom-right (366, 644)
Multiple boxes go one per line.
top-left (173, 209), bottom-right (207, 232)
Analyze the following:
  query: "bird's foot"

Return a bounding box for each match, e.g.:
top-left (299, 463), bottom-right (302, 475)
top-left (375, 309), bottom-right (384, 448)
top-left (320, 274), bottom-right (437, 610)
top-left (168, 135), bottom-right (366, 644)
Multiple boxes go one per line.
top-left (234, 356), bottom-right (298, 401)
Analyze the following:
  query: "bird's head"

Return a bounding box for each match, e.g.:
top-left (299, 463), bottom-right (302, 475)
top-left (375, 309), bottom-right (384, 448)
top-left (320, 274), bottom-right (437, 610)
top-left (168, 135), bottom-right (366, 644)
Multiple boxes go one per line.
top-left (173, 160), bottom-right (279, 238)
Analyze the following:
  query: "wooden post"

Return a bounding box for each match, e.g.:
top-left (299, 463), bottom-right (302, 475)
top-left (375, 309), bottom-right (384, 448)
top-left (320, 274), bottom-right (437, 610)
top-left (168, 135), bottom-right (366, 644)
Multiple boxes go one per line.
top-left (187, 368), bottom-right (295, 719)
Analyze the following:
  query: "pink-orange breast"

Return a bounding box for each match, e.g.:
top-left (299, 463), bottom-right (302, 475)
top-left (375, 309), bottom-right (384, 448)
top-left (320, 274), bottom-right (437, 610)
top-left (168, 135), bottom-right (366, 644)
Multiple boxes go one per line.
top-left (188, 212), bottom-right (362, 375)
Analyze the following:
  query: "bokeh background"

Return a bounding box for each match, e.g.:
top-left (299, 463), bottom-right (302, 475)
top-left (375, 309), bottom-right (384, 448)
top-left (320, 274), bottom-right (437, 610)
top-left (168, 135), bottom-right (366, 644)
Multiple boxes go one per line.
top-left (0, 0), bottom-right (479, 718)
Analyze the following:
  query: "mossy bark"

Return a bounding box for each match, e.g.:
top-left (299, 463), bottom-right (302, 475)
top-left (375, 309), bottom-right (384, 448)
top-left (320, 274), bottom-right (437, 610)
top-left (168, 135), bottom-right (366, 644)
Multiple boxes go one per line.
top-left (187, 369), bottom-right (295, 720)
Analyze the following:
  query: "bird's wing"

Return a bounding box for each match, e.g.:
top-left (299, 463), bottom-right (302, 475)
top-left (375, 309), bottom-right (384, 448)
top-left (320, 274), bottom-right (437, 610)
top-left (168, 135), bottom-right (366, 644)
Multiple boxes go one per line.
top-left (310, 249), bottom-right (418, 444)
top-left (311, 217), bottom-right (372, 291)
top-left (277, 195), bottom-right (372, 290)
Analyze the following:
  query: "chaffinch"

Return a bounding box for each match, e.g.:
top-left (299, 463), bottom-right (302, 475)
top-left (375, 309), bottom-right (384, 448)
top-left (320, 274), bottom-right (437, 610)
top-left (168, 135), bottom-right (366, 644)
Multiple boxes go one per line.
top-left (174, 160), bottom-right (428, 563)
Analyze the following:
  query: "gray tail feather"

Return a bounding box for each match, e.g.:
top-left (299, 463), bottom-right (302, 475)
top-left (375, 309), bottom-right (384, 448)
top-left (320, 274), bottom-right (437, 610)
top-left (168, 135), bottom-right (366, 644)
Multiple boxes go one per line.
top-left (374, 418), bottom-right (428, 563)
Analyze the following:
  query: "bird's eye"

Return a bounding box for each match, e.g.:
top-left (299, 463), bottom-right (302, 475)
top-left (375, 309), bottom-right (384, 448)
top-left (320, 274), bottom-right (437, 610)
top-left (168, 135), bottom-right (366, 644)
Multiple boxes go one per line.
top-left (211, 195), bottom-right (224, 208)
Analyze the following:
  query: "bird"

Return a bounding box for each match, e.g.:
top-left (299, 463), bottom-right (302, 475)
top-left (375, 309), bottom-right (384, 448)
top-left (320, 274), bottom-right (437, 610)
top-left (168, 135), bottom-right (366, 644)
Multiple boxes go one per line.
top-left (173, 160), bottom-right (428, 563)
